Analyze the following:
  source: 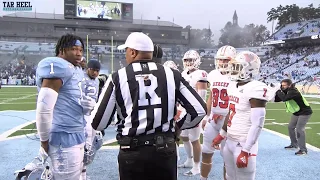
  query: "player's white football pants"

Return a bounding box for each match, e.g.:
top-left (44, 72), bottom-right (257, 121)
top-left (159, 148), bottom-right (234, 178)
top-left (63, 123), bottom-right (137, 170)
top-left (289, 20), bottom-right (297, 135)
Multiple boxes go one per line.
top-left (202, 115), bottom-right (226, 156)
top-left (49, 143), bottom-right (85, 180)
top-left (84, 115), bottom-right (96, 147)
top-left (180, 125), bottom-right (202, 142)
top-left (223, 138), bottom-right (258, 180)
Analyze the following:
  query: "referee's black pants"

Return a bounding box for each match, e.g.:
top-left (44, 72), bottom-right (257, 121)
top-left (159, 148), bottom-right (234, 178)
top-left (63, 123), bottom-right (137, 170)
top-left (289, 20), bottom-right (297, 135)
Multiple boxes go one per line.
top-left (118, 141), bottom-right (177, 180)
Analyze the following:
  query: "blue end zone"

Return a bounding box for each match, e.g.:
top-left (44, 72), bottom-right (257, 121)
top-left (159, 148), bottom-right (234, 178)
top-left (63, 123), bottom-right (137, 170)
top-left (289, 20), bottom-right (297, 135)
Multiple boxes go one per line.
top-left (0, 110), bottom-right (35, 134)
top-left (1, 111), bottom-right (320, 180)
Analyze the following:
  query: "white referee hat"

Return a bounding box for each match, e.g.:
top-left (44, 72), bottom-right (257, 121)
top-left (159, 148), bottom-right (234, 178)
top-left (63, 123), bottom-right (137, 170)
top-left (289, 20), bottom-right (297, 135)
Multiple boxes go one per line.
top-left (117, 32), bottom-right (154, 52)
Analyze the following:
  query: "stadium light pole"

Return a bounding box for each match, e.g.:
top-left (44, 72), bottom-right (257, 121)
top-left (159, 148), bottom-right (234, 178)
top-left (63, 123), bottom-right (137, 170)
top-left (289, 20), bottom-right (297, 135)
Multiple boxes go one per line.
top-left (86, 34), bottom-right (89, 63)
top-left (111, 36), bottom-right (114, 73)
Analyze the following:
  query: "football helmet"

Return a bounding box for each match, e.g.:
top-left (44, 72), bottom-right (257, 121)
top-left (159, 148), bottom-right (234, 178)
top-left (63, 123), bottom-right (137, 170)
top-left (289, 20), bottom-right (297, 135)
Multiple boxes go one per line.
top-left (83, 131), bottom-right (104, 166)
top-left (215, 45), bottom-right (236, 73)
top-left (227, 51), bottom-right (261, 81)
top-left (14, 156), bottom-right (53, 180)
top-left (163, 60), bottom-right (179, 71)
top-left (182, 50), bottom-right (201, 71)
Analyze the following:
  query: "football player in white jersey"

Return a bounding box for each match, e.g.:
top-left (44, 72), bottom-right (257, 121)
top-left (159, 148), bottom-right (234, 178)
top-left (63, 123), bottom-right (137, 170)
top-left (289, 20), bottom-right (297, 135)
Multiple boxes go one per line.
top-left (200, 45), bottom-right (236, 180)
top-left (178, 50), bottom-right (208, 176)
top-left (213, 51), bottom-right (268, 180)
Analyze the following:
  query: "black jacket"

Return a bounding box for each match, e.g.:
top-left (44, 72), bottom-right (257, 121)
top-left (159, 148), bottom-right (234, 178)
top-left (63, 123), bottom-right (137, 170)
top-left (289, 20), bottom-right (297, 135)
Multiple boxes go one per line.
top-left (275, 87), bottom-right (312, 116)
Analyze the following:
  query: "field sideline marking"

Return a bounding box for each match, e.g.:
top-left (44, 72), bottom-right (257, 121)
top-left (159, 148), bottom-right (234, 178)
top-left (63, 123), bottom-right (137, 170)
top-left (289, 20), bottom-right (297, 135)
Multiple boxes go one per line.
top-left (0, 120), bottom-right (36, 142)
top-left (263, 128), bottom-right (320, 152)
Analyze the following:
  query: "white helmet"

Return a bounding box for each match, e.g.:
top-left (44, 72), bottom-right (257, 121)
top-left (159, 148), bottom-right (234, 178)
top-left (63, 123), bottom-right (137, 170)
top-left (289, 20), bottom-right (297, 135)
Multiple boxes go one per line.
top-left (182, 50), bottom-right (201, 71)
top-left (228, 51), bottom-right (261, 81)
top-left (163, 60), bottom-right (178, 71)
top-left (215, 45), bottom-right (236, 73)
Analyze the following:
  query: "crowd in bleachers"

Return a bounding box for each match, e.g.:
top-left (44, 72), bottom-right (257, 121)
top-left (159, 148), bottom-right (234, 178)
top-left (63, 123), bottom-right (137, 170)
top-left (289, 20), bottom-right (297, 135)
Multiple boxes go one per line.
top-left (260, 46), bottom-right (320, 84)
top-left (0, 39), bottom-right (319, 86)
top-left (271, 18), bottom-right (320, 40)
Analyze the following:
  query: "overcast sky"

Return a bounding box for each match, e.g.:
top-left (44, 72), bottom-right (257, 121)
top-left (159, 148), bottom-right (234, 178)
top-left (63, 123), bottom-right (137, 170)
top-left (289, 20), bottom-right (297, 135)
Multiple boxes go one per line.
top-left (1, 0), bottom-right (318, 42)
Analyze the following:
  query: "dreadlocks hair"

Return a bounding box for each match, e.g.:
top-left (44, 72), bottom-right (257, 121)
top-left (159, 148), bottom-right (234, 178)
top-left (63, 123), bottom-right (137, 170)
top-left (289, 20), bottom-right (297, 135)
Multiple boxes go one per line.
top-left (55, 34), bottom-right (85, 56)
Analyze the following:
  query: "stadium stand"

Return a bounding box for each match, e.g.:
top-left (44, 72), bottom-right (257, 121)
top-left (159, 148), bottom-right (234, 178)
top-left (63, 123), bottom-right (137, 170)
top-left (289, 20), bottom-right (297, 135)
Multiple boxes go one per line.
top-left (271, 18), bottom-right (320, 40)
top-left (0, 11), bottom-right (319, 93)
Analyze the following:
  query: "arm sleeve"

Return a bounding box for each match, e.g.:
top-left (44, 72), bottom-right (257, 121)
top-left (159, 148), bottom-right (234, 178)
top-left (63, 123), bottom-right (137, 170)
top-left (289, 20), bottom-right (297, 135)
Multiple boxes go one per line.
top-left (242, 107), bottom-right (266, 153)
top-left (91, 76), bottom-right (117, 131)
top-left (175, 73), bottom-right (207, 130)
top-left (36, 87), bottom-right (58, 141)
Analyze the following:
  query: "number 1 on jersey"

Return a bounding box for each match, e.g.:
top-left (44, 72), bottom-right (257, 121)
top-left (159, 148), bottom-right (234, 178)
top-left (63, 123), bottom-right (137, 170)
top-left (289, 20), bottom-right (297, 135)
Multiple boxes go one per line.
top-left (50, 63), bottom-right (54, 74)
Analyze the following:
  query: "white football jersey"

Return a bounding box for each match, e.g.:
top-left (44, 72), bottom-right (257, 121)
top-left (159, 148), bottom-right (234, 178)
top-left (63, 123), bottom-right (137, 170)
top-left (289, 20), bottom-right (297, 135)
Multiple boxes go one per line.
top-left (227, 80), bottom-right (269, 142)
top-left (207, 70), bottom-right (231, 116)
top-left (181, 69), bottom-right (208, 90)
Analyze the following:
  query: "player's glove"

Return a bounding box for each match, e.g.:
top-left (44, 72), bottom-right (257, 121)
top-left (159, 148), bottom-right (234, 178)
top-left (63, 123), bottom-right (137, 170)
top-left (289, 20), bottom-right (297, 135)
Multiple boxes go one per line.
top-left (212, 134), bottom-right (225, 147)
top-left (39, 146), bottom-right (49, 164)
top-left (81, 96), bottom-right (96, 114)
top-left (236, 150), bottom-right (249, 168)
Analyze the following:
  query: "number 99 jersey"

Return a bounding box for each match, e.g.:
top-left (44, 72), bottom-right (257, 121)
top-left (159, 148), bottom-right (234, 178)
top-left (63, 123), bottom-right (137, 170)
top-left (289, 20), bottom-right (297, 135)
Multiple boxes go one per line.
top-left (227, 80), bottom-right (269, 142)
top-left (207, 70), bottom-right (231, 116)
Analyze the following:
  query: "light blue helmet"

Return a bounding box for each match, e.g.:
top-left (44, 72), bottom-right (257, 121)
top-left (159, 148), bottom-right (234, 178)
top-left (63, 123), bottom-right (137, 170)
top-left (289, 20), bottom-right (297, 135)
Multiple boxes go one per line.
top-left (14, 156), bottom-right (53, 180)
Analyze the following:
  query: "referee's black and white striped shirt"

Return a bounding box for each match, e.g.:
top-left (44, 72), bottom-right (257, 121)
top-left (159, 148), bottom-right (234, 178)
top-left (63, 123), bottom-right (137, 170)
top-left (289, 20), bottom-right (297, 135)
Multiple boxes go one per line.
top-left (91, 60), bottom-right (207, 137)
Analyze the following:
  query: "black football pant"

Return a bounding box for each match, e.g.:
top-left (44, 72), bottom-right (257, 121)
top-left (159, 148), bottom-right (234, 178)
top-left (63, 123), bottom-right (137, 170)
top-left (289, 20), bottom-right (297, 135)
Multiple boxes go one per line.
top-left (118, 141), bottom-right (177, 180)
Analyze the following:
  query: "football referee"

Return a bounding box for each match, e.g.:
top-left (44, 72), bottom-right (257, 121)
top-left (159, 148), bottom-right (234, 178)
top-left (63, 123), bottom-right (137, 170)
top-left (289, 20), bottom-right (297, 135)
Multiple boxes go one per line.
top-left (90, 32), bottom-right (207, 180)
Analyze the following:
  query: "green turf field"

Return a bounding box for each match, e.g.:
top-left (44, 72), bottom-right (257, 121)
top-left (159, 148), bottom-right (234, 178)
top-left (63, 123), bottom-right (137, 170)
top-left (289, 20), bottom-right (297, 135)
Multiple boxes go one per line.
top-left (1, 86), bottom-right (320, 148)
top-left (0, 87), bottom-right (37, 111)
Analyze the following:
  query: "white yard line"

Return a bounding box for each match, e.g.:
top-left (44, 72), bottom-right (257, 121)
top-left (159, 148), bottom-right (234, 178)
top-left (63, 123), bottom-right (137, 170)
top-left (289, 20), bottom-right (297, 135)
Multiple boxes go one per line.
top-left (0, 102), bottom-right (35, 105)
top-left (0, 120), bottom-right (36, 141)
top-left (0, 110), bottom-right (35, 113)
top-left (265, 119), bottom-right (275, 121)
top-left (265, 122), bottom-right (320, 126)
top-left (0, 94), bottom-right (37, 104)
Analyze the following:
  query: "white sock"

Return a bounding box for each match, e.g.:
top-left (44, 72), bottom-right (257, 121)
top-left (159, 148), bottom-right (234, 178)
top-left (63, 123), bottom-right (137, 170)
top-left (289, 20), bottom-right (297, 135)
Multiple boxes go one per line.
top-left (194, 162), bottom-right (200, 169)
top-left (183, 141), bottom-right (193, 159)
top-left (200, 176), bottom-right (207, 180)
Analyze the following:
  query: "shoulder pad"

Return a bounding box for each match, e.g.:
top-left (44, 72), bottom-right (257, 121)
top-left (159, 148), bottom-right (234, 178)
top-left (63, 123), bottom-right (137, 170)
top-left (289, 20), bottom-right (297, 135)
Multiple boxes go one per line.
top-left (37, 57), bottom-right (74, 80)
top-left (246, 81), bottom-right (269, 101)
top-left (194, 70), bottom-right (208, 82)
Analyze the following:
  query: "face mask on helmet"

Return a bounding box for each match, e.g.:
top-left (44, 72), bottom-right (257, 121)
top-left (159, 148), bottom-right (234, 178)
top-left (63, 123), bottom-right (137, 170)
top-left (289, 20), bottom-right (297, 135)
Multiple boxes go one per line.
top-left (182, 50), bottom-right (201, 71)
top-left (227, 51), bottom-right (260, 82)
top-left (215, 58), bottom-right (231, 73)
top-left (215, 45), bottom-right (236, 73)
top-left (14, 157), bottom-right (53, 180)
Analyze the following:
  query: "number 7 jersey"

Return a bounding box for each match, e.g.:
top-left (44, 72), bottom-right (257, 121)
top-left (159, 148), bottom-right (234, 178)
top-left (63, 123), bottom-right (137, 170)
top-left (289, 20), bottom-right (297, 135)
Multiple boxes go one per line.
top-left (207, 70), bottom-right (232, 116)
top-left (227, 80), bottom-right (269, 142)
